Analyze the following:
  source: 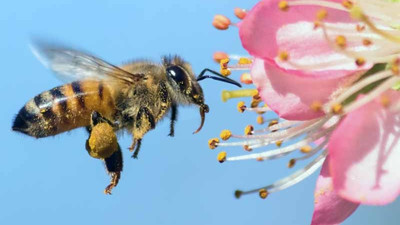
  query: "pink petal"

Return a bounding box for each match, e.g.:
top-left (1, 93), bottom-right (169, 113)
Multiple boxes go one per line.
top-left (251, 58), bottom-right (360, 120)
top-left (239, 0), bottom-right (371, 79)
top-left (311, 156), bottom-right (359, 225)
top-left (329, 90), bottom-right (400, 205)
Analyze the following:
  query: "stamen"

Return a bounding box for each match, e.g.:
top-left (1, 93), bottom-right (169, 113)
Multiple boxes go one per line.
top-left (259, 189), bottom-right (269, 199)
top-left (220, 130), bottom-right (232, 141)
top-left (300, 145), bottom-right (313, 153)
top-left (380, 95), bottom-right (390, 108)
top-left (213, 52), bottom-right (229, 63)
top-left (218, 152), bottom-right (227, 163)
top-left (208, 138), bottom-right (220, 149)
top-left (341, 0), bottom-right (353, 9)
top-left (256, 115), bottom-right (264, 125)
top-left (316, 9), bottom-right (328, 21)
top-left (244, 125), bottom-right (254, 135)
top-left (278, 51), bottom-right (289, 61)
top-left (240, 73), bottom-right (253, 84)
top-left (335, 35), bottom-right (347, 48)
top-left (221, 89), bottom-right (258, 102)
top-left (212, 15), bottom-right (231, 30)
top-left (355, 57), bottom-right (366, 66)
top-left (331, 103), bottom-right (343, 114)
top-left (288, 159), bottom-right (296, 168)
top-left (234, 8), bottom-right (247, 20)
top-left (310, 101), bottom-right (323, 112)
top-left (238, 57), bottom-right (253, 65)
top-left (278, 1), bottom-right (289, 11)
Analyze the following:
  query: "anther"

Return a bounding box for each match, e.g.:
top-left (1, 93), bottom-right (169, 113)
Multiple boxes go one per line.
top-left (310, 101), bottom-right (323, 112)
top-left (220, 69), bottom-right (231, 76)
top-left (237, 101), bottom-right (246, 113)
top-left (259, 189), bottom-right (269, 199)
top-left (380, 95), bottom-right (390, 108)
top-left (251, 93), bottom-right (262, 108)
top-left (288, 159), bottom-right (296, 168)
top-left (212, 15), bottom-right (231, 30)
top-left (278, 51), bottom-right (289, 61)
top-left (392, 64), bottom-right (399, 75)
top-left (234, 190), bottom-right (243, 199)
top-left (234, 8), bottom-right (247, 20)
top-left (278, 1), bottom-right (289, 11)
top-left (213, 52), bottom-right (229, 63)
top-left (217, 152), bottom-right (227, 163)
top-left (300, 145), bottom-right (312, 153)
top-left (316, 9), bottom-right (327, 21)
top-left (220, 130), bottom-right (232, 141)
top-left (243, 145), bottom-right (252, 152)
top-left (276, 140), bottom-right (283, 147)
top-left (356, 24), bottom-right (365, 32)
top-left (335, 35), bottom-right (347, 49)
top-left (268, 120), bottom-right (279, 132)
top-left (220, 58), bottom-right (230, 69)
top-left (208, 138), bottom-right (220, 149)
top-left (256, 115), bottom-right (264, 125)
top-left (341, 0), bottom-right (353, 9)
top-left (355, 57), bottom-right (366, 66)
top-left (240, 73), bottom-right (253, 84)
top-left (256, 157), bottom-right (264, 162)
top-left (244, 125), bottom-right (254, 135)
top-left (362, 39), bottom-right (372, 46)
top-left (238, 57), bottom-right (252, 65)
top-left (331, 103), bottom-right (343, 114)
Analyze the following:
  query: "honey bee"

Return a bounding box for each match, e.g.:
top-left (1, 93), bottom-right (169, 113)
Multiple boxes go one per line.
top-left (12, 41), bottom-right (241, 194)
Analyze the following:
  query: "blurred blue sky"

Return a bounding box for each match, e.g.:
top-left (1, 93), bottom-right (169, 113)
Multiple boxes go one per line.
top-left (1, 0), bottom-right (399, 224)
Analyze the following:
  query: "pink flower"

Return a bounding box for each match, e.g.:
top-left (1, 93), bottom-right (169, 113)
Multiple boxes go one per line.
top-left (211, 0), bottom-right (400, 224)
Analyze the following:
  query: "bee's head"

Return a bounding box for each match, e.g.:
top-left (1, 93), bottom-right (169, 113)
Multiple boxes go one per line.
top-left (162, 55), bottom-right (241, 133)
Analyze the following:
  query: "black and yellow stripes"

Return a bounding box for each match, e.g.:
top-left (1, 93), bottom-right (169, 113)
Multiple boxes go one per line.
top-left (12, 80), bottom-right (116, 138)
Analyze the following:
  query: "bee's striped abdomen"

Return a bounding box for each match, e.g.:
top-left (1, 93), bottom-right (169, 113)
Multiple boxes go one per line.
top-left (12, 80), bottom-right (116, 138)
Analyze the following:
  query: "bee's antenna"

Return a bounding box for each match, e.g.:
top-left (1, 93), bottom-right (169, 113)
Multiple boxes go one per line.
top-left (197, 68), bottom-right (242, 88)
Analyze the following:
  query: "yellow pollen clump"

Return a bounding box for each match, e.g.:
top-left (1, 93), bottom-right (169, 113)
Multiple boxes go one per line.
top-left (220, 69), bottom-right (231, 76)
top-left (288, 159), bottom-right (296, 168)
top-left (380, 95), bottom-right (391, 108)
top-left (213, 52), bottom-right (229, 63)
top-left (335, 35), bottom-right (347, 49)
top-left (240, 73), bottom-right (253, 84)
top-left (220, 130), bottom-right (232, 141)
top-left (316, 9), bottom-right (327, 21)
top-left (234, 190), bottom-right (243, 199)
top-left (220, 58), bottom-right (229, 69)
top-left (300, 145), bottom-right (313, 153)
top-left (278, 1), bottom-right (289, 11)
top-left (256, 115), bottom-right (264, 125)
top-left (244, 125), bottom-right (254, 135)
top-left (310, 101), bottom-right (323, 112)
top-left (87, 123), bottom-right (118, 159)
top-left (331, 103), bottom-right (343, 114)
top-left (278, 51), bottom-right (289, 61)
top-left (217, 151), bottom-right (227, 163)
top-left (259, 189), bottom-right (269, 199)
top-left (243, 145), bottom-right (252, 152)
top-left (212, 15), bottom-right (231, 30)
top-left (234, 8), bottom-right (247, 20)
top-left (276, 140), bottom-right (283, 147)
top-left (208, 138), bottom-right (220, 149)
top-left (355, 57), bottom-right (366, 67)
top-left (237, 101), bottom-right (247, 113)
top-left (362, 39), bottom-right (372, 46)
top-left (341, 0), bottom-right (353, 9)
top-left (238, 57), bottom-right (253, 65)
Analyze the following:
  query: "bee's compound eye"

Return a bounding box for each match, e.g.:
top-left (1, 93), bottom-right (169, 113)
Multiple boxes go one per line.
top-left (166, 66), bottom-right (186, 84)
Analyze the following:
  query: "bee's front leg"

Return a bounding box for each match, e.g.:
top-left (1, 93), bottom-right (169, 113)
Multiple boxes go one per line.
top-left (129, 107), bottom-right (155, 159)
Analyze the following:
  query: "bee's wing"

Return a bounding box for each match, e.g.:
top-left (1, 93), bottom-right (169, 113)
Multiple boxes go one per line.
top-left (31, 40), bottom-right (144, 84)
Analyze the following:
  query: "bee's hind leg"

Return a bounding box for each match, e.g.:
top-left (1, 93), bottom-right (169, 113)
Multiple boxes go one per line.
top-left (86, 111), bottom-right (123, 194)
top-left (129, 106), bottom-right (155, 159)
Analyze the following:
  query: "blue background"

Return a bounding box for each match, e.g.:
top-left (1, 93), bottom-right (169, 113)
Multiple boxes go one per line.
top-left (1, 0), bottom-right (399, 224)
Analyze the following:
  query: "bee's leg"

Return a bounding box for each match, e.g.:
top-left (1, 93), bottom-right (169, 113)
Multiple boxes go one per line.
top-left (103, 145), bottom-right (123, 195)
top-left (168, 104), bottom-right (178, 137)
top-left (129, 107), bottom-right (155, 159)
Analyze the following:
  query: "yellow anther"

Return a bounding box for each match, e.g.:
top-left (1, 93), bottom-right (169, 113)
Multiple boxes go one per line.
top-left (300, 145), bottom-right (313, 153)
top-left (256, 115), bottom-right (264, 125)
top-left (316, 9), bottom-right (327, 21)
top-left (331, 103), bottom-right (343, 114)
top-left (341, 0), bottom-right (353, 9)
top-left (221, 89), bottom-right (258, 102)
top-left (259, 189), bottom-right (269, 199)
top-left (213, 52), bottom-right (229, 63)
top-left (234, 8), bottom-right (247, 20)
top-left (356, 24), bottom-right (365, 32)
top-left (362, 39), bottom-right (372, 46)
top-left (380, 95), bottom-right (391, 108)
top-left (268, 120), bottom-right (279, 127)
top-left (220, 130), bottom-right (232, 141)
top-left (238, 57), bottom-right (253, 65)
top-left (220, 69), bottom-right (231, 76)
top-left (278, 1), bottom-right (289, 11)
top-left (288, 159), bottom-right (296, 168)
top-left (278, 51), bottom-right (289, 61)
top-left (208, 138), bottom-right (220, 149)
top-left (250, 93), bottom-right (262, 108)
top-left (220, 58), bottom-right (230, 69)
top-left (212, 15), bottom-right (231, 30)
top-left (335, 35), bottom-right (347, 49)
top-left (240, 73), bottom-right (253, 84)
top-left (256, 157), bottom-right (264, 162)
top-left (392, 64), bottom-right (399, 75)
top-left (243, 145), bottom-right (252, 152)
top-left (355, 57), bottom-right (366, 67)
top-left (234, 190), bottom-right (243, 199)
top-left (313, 21), bottom-right (321, 29)
top-left (244, 125), bottom-right (254, 135)
top-left (310, 101), bottom-right (323, 112)
top-left (237, 101), bottom-right (246, 113)
top-left (217, 151), bottom-right (227, 163)
top-left (276, 140), bottom-right (283, 147)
